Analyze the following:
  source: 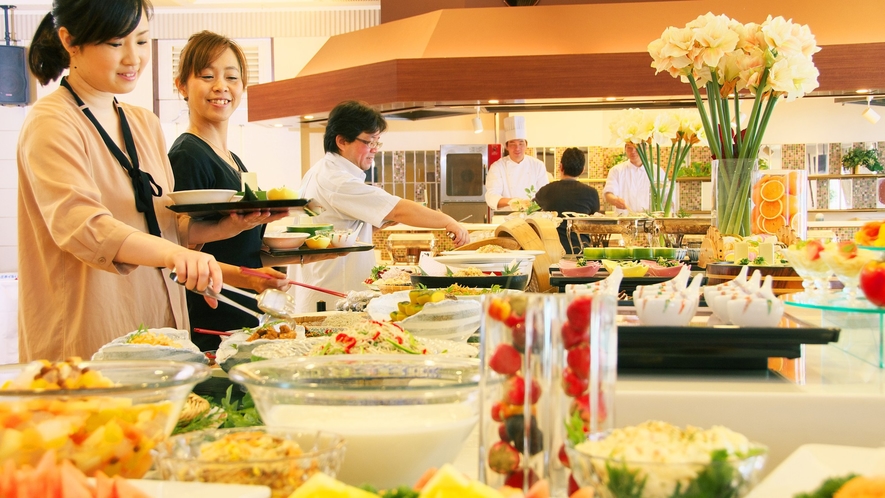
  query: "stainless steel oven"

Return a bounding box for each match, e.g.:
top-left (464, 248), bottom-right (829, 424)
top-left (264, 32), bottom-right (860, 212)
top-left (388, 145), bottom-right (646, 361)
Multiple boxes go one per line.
top-left (439, 144), bottom-right (500, 223)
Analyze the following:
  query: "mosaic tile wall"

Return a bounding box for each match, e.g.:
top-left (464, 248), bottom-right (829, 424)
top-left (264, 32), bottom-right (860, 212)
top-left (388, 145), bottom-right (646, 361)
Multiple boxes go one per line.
top-left (371, 228), bottom-right (454, 262)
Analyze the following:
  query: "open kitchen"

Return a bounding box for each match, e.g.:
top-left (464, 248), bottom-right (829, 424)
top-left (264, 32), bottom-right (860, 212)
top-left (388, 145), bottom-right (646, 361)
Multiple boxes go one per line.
top-left (1, 0), bottom-right (885, 497)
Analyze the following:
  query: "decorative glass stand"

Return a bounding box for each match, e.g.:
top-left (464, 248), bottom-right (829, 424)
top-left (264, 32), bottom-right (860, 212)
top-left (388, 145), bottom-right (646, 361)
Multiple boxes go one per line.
top-left (784, 292), bottom-right (885, 368)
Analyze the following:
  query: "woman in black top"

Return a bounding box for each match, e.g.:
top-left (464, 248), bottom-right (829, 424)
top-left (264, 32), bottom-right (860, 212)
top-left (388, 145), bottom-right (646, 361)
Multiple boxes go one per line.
top-left (168, 31), bottom-right (291, 349)
top-left (534, 147), bottom-right (600, 254)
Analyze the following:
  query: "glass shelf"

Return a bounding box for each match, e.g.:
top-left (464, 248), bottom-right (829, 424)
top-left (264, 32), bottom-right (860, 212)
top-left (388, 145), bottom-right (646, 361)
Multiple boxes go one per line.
top-left (783, 292), bottom-right (885, 314)
top-left (783, 291), bottom-right (885, 368)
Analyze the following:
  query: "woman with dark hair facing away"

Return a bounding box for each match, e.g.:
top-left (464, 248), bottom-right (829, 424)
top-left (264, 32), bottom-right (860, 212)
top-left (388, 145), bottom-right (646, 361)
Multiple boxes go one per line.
top-left (289, 100), bottom-right (471, 313)
top-left (534, 147), bottom-right (600, 254)
top-left (169, 31), bottom-right (339, 349)
top-left (18, 1), bottom-right (263, 360)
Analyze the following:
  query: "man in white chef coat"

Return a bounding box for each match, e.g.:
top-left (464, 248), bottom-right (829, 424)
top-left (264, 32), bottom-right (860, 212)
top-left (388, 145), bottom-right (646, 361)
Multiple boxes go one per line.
top-left (602, 142), bottom-right (675, 216)
top-left (484, 116), bottom-right (550, 210)
top-left (289, 100), bottom-right (469, 313)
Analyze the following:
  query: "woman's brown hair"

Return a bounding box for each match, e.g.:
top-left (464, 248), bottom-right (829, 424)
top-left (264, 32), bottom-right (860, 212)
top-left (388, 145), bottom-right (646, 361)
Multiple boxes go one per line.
top-left (175, 30), bottom-right (248, 93)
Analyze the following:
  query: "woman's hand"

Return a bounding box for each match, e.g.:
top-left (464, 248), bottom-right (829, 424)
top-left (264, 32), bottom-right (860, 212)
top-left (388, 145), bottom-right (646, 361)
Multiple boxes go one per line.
top-left (239, 266), bottom-right (291, 293)
top-left (220, 209), bottom-right (288, 233)
top-left (166, 249), bottom-right (223, 308)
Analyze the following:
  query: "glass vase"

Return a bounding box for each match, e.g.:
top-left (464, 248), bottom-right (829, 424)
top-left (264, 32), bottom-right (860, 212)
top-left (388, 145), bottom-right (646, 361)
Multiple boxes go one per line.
top-left (750, 169), bottom-right (807, 240)
top-left (712, 158), bottom-right (759, 237)
top-left (479, 293), bottom-right (617, 496)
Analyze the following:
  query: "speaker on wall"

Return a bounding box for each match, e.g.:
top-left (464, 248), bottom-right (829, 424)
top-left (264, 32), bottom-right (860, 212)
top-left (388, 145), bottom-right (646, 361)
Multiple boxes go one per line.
top-left (0, 45), bottom-right (31, 106)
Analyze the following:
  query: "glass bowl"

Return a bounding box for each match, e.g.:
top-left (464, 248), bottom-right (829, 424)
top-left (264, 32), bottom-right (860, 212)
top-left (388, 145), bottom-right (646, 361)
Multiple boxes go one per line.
top-left (820, 246), bottom-right (878, 302)
top-left (565, 444), bottom-right (767, 498)
top-left (0, 360), bottom-right (210, 478)
top-left (153, 427), bottom-right (345, 498)
top-left (783, 246), bottom-right (832, 294)
top-left (229, 355), bottom-right (481, 490)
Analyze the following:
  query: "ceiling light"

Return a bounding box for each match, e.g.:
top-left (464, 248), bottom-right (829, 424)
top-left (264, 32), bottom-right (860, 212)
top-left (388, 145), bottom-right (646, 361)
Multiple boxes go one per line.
top-left (472, 106), bottom-right (483, 134)
top-left (488, 99), bottom-right (499, 104)
top-left (856, 89), bottom-right (872, 94)
top-left (303, 115), bottom-right (314, 120)
top-left (863, 96), bottom-right (880, 124)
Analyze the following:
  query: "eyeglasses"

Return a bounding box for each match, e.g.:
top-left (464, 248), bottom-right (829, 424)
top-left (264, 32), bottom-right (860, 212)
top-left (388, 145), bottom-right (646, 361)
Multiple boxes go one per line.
top-left (354, 137), bottom-right (382, 149)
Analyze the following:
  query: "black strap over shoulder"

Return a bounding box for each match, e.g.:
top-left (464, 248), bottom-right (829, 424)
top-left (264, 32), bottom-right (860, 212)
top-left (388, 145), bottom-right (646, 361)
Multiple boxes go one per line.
top-left (60, 77), bottom-right (163, 237)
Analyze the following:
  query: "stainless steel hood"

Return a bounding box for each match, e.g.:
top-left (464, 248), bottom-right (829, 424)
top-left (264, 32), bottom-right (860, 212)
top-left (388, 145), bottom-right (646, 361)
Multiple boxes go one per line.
top-left (247, 0), bottom-right (885, 124)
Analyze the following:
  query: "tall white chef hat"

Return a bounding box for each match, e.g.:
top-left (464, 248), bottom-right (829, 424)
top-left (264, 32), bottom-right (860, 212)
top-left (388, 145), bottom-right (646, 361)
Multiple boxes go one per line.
top-left (503, 116), bottom-right (527, 143)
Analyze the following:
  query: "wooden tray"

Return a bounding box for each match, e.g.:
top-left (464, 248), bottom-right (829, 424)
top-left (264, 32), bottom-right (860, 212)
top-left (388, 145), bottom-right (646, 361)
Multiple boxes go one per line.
top-left (167, 198), bottom-right (309, 219)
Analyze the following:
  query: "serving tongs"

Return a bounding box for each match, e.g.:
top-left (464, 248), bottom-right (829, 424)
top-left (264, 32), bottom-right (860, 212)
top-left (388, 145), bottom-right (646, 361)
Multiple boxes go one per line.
top-left (238, 266), bottom-right (347, 298)
top-left (169, 272), bottom-right (298, 325)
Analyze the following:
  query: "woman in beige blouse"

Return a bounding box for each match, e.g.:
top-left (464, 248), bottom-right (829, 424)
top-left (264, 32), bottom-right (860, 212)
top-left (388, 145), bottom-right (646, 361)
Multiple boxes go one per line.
top-left (17, 0), bottom-right (278, 360)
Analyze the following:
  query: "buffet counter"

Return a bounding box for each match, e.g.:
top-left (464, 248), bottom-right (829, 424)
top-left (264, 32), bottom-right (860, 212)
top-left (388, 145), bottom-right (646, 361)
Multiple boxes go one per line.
top-left (453, 304), bottom-right (885, 481)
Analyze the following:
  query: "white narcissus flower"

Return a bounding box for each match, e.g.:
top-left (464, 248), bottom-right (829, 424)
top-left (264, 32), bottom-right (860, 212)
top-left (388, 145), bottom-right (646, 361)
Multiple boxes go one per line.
top-left (652, 112), bottom-right (681, 147)
top-left (690, 13), bottom-right (739, 69)
top-left (769, 54), bottom-right (820, 101)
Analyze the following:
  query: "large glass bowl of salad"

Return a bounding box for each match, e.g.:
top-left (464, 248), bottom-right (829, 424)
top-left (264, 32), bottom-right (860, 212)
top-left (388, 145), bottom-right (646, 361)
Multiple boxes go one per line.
top-left (229, 355), bottom-right (481, 491)
top-left (0, 358), bottom-right (210, 478)
top-left (565, 421), bottom-right (768, 498)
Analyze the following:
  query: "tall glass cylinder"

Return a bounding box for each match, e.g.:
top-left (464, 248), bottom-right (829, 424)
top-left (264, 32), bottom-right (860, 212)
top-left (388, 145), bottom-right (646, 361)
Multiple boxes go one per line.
top-left (750, 168), bottom-right (807, 240)
top-left (479, 293), bottom-right (617, 496)
top-left (712, 158), bottom-right (759, 237)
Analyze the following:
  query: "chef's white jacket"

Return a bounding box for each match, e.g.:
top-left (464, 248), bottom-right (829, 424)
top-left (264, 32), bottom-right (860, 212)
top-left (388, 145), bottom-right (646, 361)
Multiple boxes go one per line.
top-left (288, 152), bottom-right (399, 313)
top-left (484, 155), bottom-right (549, 210)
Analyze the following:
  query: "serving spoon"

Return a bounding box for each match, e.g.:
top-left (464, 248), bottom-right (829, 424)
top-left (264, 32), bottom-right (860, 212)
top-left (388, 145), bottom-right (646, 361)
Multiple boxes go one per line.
top-left (168, 272), bottom-right (298, 324)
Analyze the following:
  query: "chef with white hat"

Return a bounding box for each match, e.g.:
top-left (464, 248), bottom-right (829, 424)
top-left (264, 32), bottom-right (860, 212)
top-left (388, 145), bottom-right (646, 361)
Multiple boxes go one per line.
top-left (484, 116), bottom-right (550, 210)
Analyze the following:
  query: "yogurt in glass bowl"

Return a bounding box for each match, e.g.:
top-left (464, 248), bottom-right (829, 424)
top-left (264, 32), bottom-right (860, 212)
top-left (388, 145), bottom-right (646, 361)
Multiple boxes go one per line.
top-left (229, 355), bottom-right (480, 490)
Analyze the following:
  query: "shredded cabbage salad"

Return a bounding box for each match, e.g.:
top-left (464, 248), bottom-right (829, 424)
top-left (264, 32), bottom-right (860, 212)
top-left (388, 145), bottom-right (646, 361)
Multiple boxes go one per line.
top-left (309, 319), bottom-right (427, 355)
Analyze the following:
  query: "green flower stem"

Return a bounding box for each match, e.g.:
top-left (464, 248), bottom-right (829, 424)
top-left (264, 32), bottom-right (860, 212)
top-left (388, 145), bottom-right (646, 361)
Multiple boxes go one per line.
top-left (689, 75), bottom-right (721, 158)
top-left (733, 88), bottom-right (743, 153)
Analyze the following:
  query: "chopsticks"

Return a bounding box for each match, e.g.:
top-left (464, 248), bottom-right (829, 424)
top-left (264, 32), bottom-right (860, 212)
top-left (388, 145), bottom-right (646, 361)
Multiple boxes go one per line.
top-left (239, 266), bottom-right (348, 298)
top-left (193, 328), bottom-right (233, 336)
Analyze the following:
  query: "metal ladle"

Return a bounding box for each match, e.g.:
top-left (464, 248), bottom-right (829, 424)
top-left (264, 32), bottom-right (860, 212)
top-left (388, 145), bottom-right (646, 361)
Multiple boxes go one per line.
top-left (169, 272), bottom-right (298, 324)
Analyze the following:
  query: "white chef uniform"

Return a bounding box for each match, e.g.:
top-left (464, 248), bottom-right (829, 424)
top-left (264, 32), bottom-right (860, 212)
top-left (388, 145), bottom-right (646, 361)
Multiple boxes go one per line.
top-left (288, 152), bottom-right (399, 313)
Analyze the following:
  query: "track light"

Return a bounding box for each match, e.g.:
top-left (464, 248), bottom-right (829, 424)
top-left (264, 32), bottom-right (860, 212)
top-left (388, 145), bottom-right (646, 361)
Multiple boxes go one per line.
top-left (863, 96), bottom-right (880, 124)
top-left (472, 107), bottom-right (483, 134)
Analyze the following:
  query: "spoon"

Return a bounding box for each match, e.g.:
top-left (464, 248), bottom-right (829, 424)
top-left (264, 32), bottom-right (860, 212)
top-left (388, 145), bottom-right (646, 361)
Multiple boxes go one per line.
top-left (169, 272), bottom-right (296, 324)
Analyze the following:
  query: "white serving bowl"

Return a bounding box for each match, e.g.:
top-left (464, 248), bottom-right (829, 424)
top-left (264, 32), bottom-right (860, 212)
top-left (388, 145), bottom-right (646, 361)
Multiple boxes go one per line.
top-left (366, 290), bottom-right (482, 342)
top-left (329, 229), bottom-right (359, 248)
top-left (167, 189), bottom-right (237, 205)
top-left (726, 297), bottom-right (785, 328)
top-left (633, 294), bottom-right (700, 326)
top-left (264, 232), bottom-right (310, 250)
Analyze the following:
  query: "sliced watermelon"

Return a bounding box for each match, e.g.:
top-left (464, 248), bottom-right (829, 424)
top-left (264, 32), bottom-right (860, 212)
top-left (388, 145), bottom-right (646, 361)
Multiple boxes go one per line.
top-left (59, 460), bottom-right (93, 498)
top-left (112, 475), bottom-right (151, 498)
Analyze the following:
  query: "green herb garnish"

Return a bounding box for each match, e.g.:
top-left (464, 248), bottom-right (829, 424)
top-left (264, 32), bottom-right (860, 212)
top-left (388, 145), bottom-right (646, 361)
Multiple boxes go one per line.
top-left (359, 485), bottom-right (419, 498)
top-left (738, 258), bottom-right (750, 265)
top-left (576, 257), bottom-right (588, 267)
top-left (370, 265), bottom-right (389, 281)
top-left (502, 261), bottom-right (520, 276)
top-left (753, 256), bottom-right (766, 265)
top-left (656, 257), bottom-right (678, 267)
top-left (793, 473), bottom-right (859, 498)
top-left (218, 385), bottom-right (263, 428)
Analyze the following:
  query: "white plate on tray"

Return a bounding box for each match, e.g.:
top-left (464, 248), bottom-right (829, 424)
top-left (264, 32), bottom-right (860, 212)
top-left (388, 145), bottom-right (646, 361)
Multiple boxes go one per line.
top-left (88, 479), bottom-right (270, 498)
top-left (746, 444), bottom-right (885, 498)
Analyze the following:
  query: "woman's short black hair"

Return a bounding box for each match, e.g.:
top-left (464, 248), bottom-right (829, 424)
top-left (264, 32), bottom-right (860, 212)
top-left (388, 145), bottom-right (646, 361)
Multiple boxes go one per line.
top-left (29, 0), bottom-right (154, 85)
top-left (323, 100), bottom-right (387, 154)
top-left (561, 147), bottom-right (586, 177)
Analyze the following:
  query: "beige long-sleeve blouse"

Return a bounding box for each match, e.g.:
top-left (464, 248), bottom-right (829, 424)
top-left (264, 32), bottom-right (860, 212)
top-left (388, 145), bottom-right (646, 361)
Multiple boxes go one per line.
top-left (17, 87), bottom-right (189, 361)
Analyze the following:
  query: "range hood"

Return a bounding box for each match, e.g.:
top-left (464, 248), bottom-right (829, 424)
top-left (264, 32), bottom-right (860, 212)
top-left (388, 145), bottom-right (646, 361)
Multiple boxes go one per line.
top-left (247, 0), bottom-right (885, 124)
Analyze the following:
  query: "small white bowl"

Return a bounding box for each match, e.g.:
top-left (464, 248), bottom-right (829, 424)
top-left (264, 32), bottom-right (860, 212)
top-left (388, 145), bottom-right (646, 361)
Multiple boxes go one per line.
top-left (329, 230), bottom-right (359, 248)
top-left (168, 189), bottom-right (237, 205)
top-left (264, 232), bottom-right (309, 250)
top-left (633, 294), bottom-right (699, 326)
top-left (726, 297), bottom-right (784, 328)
